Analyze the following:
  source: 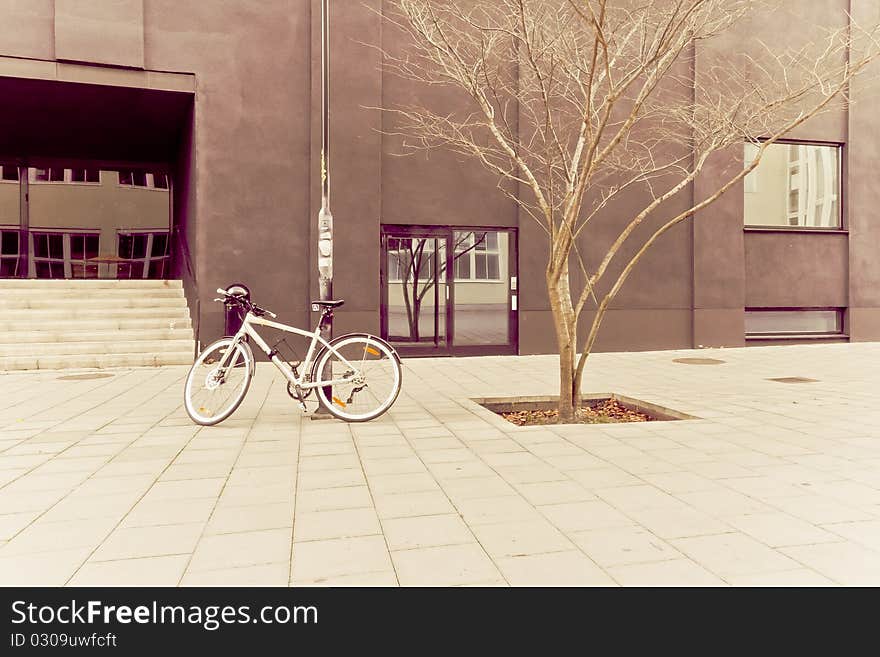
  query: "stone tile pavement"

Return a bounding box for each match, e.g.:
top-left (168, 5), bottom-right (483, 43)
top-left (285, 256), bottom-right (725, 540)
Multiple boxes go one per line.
top-left (1, 342), bottom-right (879, 586)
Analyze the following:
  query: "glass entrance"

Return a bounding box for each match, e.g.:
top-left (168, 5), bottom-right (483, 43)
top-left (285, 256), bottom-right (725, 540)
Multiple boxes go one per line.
top-left (381, 226), bottom-right (518, 356)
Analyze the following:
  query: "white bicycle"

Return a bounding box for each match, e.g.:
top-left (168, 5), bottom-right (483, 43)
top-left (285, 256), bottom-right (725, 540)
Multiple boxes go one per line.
top-left (183, 286), bottom-right (402, 425)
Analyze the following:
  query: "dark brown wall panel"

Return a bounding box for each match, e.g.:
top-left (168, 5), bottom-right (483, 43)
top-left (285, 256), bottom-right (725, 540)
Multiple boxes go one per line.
top-left (144, 1), bottom-right (312, 341)
top-left (55, 0), bottom-right (144, 68)
top-left (379, 16), bottom-right (517, 232)
top-left (319, 0), bottom-right (382, 320)
top-left (0, 0), bottom-right (54, 60)
top-left (744, 232), bottom-right (848, 308)
top-left (848, 0), bottom-right (880, 342)
top-left (520, 309), bottom-right (691, 356)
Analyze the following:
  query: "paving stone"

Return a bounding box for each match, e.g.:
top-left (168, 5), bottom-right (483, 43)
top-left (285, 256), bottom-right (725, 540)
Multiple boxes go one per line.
top-left (671, 533), bottom-right (801, 578)
top-left (188, 528), bottom-right (293, 572)
top-left (570, 526), bottom-right (681, 567)
top-left (726, 512), bottom-right (840, 548)
top-left (70, 555), bottom-right (190, 586)
top-left (392, 543), bottom-right (504, 586)
top-left (92, 522), bottom-right (205, 561)
top-left (382, 514), bottom-right (474, 551)
top-left (292, 535), bottom-right (394, 585)
top-left (606, 559), bottom-right (726, 586)
top-left (496, 551), bottom-right (615, 586)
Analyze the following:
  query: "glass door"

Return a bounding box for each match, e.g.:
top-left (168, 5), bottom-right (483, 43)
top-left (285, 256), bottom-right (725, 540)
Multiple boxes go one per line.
top-left (381, 226), bottom-right (518, 356)
top-left (450, 229), bottom-right (517, 355)
top-left (381, 227), bottom-right (450, 356)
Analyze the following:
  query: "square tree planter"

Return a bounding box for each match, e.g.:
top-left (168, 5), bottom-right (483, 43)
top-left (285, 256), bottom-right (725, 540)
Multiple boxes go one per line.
top-left (470, 393), bottom-right (698, 427)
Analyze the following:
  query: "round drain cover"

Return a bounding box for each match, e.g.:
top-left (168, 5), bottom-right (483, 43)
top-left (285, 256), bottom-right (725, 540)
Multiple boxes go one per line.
top-left (768, 377), bottom-right (819, 384)
top-left (57, 373), bottom-right (115, 381)
top-left (672, 358), bottom-right (726, 365)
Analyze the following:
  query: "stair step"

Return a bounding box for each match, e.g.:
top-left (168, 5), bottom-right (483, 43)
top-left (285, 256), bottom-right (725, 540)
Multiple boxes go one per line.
top-left (0, 316), bottom-right (192, 331)
top-left (0, 288), bottom-right (184, 300)
top-left (2, 328), bottom-right (194, 344)
top-left (0, 339), bottom-right (195, 357)
top-left (0, 297), bottom-right (187, 310)
top-left (0, 279), bottom-right (183, 290)
top-left (0, 307), bottom-right (191, 321)
top-left (0, 352), bottom-right (195, 371)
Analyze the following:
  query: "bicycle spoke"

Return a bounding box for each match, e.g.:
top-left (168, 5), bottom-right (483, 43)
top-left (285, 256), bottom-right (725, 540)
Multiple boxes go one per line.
top-left (318, 337), bottom-right (400, 421)
top-left (184, 339), bottom-right (252, 425)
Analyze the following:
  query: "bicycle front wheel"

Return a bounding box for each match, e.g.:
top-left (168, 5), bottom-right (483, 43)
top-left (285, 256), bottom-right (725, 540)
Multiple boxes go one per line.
top-left (184, 337), bottom-right (254, 426)
top-left (315, 335), bottom-right (402, 422)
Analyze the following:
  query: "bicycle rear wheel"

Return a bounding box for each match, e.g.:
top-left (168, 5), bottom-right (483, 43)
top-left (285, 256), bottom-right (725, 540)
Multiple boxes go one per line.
top-left (315, 335), bottom-right (402, 422)
top-left (184, 337), bottom-right (254, 426)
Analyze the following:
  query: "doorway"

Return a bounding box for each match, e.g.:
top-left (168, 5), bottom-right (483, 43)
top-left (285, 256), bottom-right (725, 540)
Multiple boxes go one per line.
top-left (380, 225), bottom-right (518, 356)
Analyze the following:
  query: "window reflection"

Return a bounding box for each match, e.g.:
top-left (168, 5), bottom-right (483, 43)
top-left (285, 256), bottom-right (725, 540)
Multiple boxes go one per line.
top-left (0, 166), bottom-right (172, 279)
top-left (744, 143), bottom-right (841, 228)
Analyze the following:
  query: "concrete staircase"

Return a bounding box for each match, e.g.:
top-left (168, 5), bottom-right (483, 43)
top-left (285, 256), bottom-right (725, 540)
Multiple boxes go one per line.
top-left (0, 279), bottom-right (195, 371)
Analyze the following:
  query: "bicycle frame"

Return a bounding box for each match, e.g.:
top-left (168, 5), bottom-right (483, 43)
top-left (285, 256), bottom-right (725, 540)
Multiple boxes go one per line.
top-left (217, 312), bottom-right (361, 390)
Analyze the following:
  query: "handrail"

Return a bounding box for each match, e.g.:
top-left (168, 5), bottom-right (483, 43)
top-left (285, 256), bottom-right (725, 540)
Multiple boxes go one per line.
top-left (172, 224), bottom-right (200, 360)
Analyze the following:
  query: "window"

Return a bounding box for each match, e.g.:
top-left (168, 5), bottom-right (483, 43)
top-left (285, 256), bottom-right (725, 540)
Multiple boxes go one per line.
top-left (118, 170), bottom-right (169, 189)
top-left (69, 234), bottom-right (100, 278)
top-left (744, 142), bottom-right (841, 228)
top-left (117, 231), bottom-right (170, 279)
top-left (0, 229), bottom-right (20, 277)
top-left (70, 168), bottom-right (100, 183)
top-left (453, 231), bottom-right (501, 281)
top-left (745, 309), bottom-right (844, 337)
top-left (0, 166), bottom-right (18, 182)
top-left (29, 167), bottom-right (100, 184)
top-left (387, 237), bottom-right (438, 283)
top-left (32, 167), bottom-right (65, 183)
top-left (30, 231), bottom-right (100, 278)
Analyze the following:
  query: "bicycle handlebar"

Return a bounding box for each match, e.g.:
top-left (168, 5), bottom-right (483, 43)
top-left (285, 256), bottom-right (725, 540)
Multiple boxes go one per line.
top-left (214, 288), bottom-right (277, 319)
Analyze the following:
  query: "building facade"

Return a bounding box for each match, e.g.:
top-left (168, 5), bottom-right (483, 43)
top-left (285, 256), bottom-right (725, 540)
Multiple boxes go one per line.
top-left (0, 0), bottom-right (878, 358)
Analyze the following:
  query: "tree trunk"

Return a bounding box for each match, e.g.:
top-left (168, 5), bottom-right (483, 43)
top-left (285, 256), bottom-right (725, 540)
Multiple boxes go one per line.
top-left (547, 263), bottom-right (577, 423)
top-left (411, 296), bottom-right (421, 342)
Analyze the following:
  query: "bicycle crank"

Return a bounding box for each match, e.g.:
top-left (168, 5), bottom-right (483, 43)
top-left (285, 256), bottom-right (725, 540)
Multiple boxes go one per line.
top-left (287, 381), bottom-right (312, 411)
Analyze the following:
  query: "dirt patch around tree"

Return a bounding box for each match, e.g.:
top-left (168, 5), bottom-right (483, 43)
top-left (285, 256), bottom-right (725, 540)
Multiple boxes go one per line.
top-left (473, 394), bottom-right (697, 427)
top-left (502, 398), bottom-right (651, 426)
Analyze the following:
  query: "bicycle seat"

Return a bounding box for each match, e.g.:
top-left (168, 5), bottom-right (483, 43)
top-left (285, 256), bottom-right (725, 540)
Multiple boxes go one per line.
top-left (311, 299), bottom-right (345, 309)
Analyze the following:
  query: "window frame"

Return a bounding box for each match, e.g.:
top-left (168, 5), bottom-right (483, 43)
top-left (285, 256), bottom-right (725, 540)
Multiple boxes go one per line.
top-left (743, 139), bottom-right (845, 233)
top-left (27, 167), bottom-right (101, 186)
top-left (116, 170), bottom-right (170, 191)
top-left (386, 236), bottom-right (441, 284)
top-left (0, 226), bottom-right (21, 277)
top-left (116, 230), bottom-right (171, 279)
top-left (28, 230), bottom-right (101, 279)
top-left (0, 165), bottom-right (20, 183)
top-left (744, 307), bottom-right (847, 340)
top-left (453, 230), bottom-right (504, 283)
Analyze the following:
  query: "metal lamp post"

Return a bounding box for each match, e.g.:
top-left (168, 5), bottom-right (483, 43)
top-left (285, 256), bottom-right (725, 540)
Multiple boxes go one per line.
top-left (317, 0), bottom-right (334, 409)
top-left (317, 0), bottom-right (333, 325)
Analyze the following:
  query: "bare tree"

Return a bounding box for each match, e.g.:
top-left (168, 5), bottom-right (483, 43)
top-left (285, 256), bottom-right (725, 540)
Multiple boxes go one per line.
top-left (380, 0), bottom-right (880, 421)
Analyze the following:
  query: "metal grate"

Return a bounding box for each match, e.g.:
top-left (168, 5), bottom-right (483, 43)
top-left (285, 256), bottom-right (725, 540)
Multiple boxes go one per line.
top-left (57, 373), bottom-right (115, 381)
top-left (767, 376), bottom-right (819, 384)
top-left (673, 358), bottom-right (726, 365)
